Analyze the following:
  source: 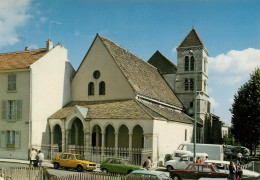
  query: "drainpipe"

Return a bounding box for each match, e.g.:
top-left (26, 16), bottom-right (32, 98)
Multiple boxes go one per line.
top-left (28, 67), bottom-right (32, 158)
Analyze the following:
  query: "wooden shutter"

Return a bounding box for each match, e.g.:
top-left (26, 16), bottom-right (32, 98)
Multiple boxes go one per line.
top-left (1, 131), bottom-right (6, 148)
top-left (15, 131), bottom-right (20, 148)
top-left (17, 100), bottom-right (22, 120)
top-left (1, 100), bottom-right (6, 120)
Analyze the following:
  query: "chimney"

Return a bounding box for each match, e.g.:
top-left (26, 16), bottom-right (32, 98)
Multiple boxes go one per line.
top-left (25, 47), bottom-right (29, 51)
top-left (46, 39), bottom-right (53, 51)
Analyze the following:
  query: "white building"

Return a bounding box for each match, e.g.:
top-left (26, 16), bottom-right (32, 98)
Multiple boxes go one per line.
top-left (0, 40), bottom-right (75, 160)
top-left (48, 34), bottom-right (196, 166)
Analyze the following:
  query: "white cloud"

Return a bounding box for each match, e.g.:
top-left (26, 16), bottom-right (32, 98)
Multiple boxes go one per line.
top-left (40, 17), bottom-right (48, 23)
top-left (209, 97), bottom-right (219, 108)
top-left (208, 48), bottom-right (260, 85)
top-left (0, 0), bottom-right (32, 47)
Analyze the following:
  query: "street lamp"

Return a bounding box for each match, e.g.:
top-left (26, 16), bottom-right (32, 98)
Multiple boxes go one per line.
top-left (189, 50), bottom-right (197, 163)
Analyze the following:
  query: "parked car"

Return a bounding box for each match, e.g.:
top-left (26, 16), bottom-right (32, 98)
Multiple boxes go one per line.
top-left (126, 170), bottom-right (172, 180)
top-left (205, 159), bottom-right (260, 179)
top-left (169, 163), bottom-right (228, 180)
top-left (224, 146), bottom-right (250, 162)
top-left (52, 153), bottom-right (96, 172)
top-left (100, 157), bottom-right (141, 174)
top-left (165, 153), bottom-right (208, 171)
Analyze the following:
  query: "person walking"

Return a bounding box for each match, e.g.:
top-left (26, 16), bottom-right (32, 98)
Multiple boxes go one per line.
top-left (30, 148), bottom-right (37, 167)
top-left (145, 156), bottom-right (152, 170)
top-left (196, 157), bottom-right (202, 164)
top-left (236, 153), bottom-right (243, 180)
top-left (38, 150), bottom-right (44, 167)
top-left (229, 161), bottom-right (236, 180)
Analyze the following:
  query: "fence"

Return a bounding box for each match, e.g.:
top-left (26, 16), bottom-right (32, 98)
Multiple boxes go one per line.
top-left (68, 146), bottom-right (152, 166)
top-left (48, 172), bottom-right (158, 180)
top-left (0, 167), bottom-right (46, 180)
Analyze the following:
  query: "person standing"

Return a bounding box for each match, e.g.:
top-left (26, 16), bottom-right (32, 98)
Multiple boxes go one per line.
top-left (145, 156), bottom-right (152, 170)
top-left (229, 161), bottom-right (236, 180)
top-left (236, 153), bottom-right (243, 180)
top-left (196, 157), bottom-right (202, 164)
top-left (38, 150), bottom-right (44, 167)
top-left (30, 148), bottom-right (37, 167)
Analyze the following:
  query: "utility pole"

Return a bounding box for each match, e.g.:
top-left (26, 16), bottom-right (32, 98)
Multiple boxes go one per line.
top-left (190, 50), bottom-right (197, 163)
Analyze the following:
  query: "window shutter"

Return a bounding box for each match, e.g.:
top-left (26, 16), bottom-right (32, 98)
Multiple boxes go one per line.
top-left (15, 131), bottom-right (20, 148)
top-left (1, 131), bottom-right (6, 148)
top-left (17, 100), bottom-right (22, 120)
top-left (1, 100), bottom-right (6, 120)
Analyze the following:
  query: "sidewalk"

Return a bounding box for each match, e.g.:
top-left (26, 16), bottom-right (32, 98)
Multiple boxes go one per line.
top-left (0, 158), bottom-right (53, 168)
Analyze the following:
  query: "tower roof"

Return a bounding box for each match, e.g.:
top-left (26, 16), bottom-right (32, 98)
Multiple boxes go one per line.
top-left (178, 27), bottom-right (204, 48)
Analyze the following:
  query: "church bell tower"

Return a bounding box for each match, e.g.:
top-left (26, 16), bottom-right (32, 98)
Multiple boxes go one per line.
top-left (175, 28), bottom-right (210, 143)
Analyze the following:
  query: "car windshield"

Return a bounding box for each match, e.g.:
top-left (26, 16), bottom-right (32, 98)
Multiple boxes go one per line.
top-left (75, 155), bottom-right (85, 160)
top-left (123, 160), bottom-right (130, 165)
top-left (213, 165), bottom-right (220, 172)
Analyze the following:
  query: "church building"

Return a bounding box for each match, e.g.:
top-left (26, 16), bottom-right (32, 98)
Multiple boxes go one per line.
top-left (48, 28), bottom-right (222, 166)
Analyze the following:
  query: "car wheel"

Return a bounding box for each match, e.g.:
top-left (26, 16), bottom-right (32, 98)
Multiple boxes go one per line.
top-left (172, 175), bottom-right (181, 180)
top-left (102, 168), bottom-right (108, 173)
top-left (76, 165), bottom-right (83, 172)
top-left (167, 165), bottom-right (174, 171)
top-left (53, 163), bottom-right (60, 169)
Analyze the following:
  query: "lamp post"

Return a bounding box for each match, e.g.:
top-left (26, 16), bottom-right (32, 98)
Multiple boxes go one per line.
top-left (189, 50), bottom-right (197, 163)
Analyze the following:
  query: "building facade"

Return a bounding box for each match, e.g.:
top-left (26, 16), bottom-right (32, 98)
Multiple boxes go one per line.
top-left (0, 40), bottom-right (75, 159)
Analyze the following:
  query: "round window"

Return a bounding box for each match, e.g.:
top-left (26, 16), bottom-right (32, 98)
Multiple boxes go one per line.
top-left (93, 70), bottom-right (100, 79)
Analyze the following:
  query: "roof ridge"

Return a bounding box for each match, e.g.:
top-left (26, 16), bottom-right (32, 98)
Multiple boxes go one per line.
top-left (97, 34), bottom-right (157, 70)
top-left (0, 48), bottom-right (46, 55)
top-left (153, 50), bottom-right (177, 68)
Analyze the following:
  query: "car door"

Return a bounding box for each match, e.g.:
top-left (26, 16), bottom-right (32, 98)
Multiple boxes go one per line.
top-left (176, 156), bottom-right (189, 169)
top-left (187, 164), bottom-right (200, 179)
top-left (58, 154), bottom-right (68, 167)
top-left (67, 154), bottom-right (77, 168)
top-left (111, 159), bottom-right (125, 173)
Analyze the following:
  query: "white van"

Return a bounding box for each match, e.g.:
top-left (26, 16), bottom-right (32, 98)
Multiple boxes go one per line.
top-left (177, 143), bottom-right (224, 161)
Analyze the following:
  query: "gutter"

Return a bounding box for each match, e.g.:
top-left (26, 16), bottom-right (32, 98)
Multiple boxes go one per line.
top-left (28, 67), bottom-right (32, 158)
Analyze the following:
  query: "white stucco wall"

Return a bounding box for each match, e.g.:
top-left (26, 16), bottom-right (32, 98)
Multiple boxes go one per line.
top-left (30, 45), bottom-right (75, 149)
top-left (0, 70), bottom-right (30, 159)
top-left (153, 119), bottom-right (193, 165)
top-left (72, 37), bottom-right (135, 101)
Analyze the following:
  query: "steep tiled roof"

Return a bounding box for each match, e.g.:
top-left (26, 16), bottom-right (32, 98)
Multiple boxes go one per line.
top-left (139, 101), bottom-right (195, 124)
top-left (98, 35), bottom-right (183, 108)
top-left (49, 100), bottom-right (194, 125)
top-left (148, 50), bottom-right (177, 74)
top-left (178, 28), bottom-right (204, 48)
top-left (49, 100), bottom-right (153, 120)
top-left (0, 48), bottom-right (47, 70)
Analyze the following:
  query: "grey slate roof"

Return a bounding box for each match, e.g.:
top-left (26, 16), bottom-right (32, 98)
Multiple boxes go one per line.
top-left (98, 34), bottom-right (183, 108)
top-left (178, 28), bottom-right (204, 48)
top-left (148, 50), bottom-right (177, 74)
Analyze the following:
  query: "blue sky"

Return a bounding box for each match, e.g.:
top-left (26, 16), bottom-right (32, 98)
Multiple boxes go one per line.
top-left (0, 0), bottom-right (259, 125)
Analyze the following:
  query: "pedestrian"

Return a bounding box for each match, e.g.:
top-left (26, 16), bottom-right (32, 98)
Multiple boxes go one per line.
top-left (196, 157), bottom-right (202, 164)
top-left (229, 161), bottom-right (236, 180)
top-left (236, 154), bottom-right (243, 180)
top-left (30, 148), bottom-right (37, 167)
top-left (145, 156), bottom-right (152, 170)
top-left (38, 150), bottom-right (44, 167)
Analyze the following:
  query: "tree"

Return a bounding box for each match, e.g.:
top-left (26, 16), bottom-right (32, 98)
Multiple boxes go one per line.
top-left (230, 67), bottom-right (260, 156)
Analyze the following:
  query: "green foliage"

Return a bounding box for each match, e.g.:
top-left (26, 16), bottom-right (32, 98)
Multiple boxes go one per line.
top-left (230, 67), bottom-right (260, 154)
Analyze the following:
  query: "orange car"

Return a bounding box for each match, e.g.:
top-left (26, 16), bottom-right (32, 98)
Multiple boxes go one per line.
top-left (52, 153), bottom-right (96, 172)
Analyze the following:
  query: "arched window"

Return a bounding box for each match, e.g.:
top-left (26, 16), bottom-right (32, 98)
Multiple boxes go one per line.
top-left (184, 79), bottom-right (189, 91)
top-left (190, 79), bottom-right (194, 91)
top-left (184, 56), bottom-right (189, 71)
top-left (99, 81), bottom-right (105, 95)
top-left (88, 82), bottom-right (94, 95)
top-left (190, 56), bottom-right (195, 71)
